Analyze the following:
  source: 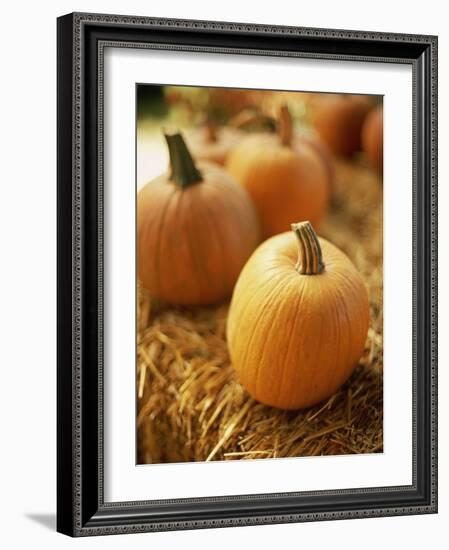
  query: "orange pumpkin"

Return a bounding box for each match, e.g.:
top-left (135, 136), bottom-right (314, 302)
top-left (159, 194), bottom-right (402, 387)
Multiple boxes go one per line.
top-left (311, 94), bottom-right (373, 156)
top-left (185, 124), bottom-right (243, 166)
top-left (227, 221), bottom-right (369, 409)
top-left (298, 133), bottom-right (335, 192)
top-left (208, 87), bottom-right (268, 115)
top-left (137, 132), bottom-right (260, 305)
top-left (362, 105), bottom-right (383, 172)
top-left (226, 106), bottom-right (329, 238)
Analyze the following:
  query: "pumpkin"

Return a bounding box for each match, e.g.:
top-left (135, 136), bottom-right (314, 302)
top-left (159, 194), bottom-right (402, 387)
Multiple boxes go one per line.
top-left (298, 133), bottom-right (335, 192)
top-left (311, 94), bottom-right (373, 156)
top-left (185, 123), bottom-right (243, 166)
top-left (226, 106), bottom-right (330, 238)
top-left (227, 221), bottom-right (369, 409)
top-left (362, 105), bottom-right (383, 172)
top-left (208, 87), bottom-right (267, 115)
top-left (137, 132), bottom-right (260, 306)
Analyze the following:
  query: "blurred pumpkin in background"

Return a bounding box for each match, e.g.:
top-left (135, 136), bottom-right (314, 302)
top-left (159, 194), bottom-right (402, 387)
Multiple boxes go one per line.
top-left (208, 87), bottom-right (271, 116)
top-left (137, 132), bottom-right (260, 306)
top-left (311, 94), bottom-right (373, 156)
top-left (226, 105), bottom-right (330, 238)
top-left (298, 133), bottom-right (335, 192)
top-left (185, 123), bottom-right (243, 166)
top-left (362, 105), bottom-right (383, 173)
top-left (185, 108), bottom-right (278, 166)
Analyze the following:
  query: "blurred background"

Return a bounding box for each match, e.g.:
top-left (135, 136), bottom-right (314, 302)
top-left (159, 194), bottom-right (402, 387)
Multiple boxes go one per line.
top-left (137, 85), bottom-right (382, 188)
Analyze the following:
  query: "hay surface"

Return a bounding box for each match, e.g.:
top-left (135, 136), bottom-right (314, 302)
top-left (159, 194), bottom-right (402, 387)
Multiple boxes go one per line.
top-left (137, 158), bottom-right (383, 464)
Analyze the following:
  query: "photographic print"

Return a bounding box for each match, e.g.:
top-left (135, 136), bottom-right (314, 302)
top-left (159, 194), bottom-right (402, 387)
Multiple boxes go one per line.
top-left (136, 85), bottom-right (384, 464)
top-left (57, 13), bottom-right (437, 535)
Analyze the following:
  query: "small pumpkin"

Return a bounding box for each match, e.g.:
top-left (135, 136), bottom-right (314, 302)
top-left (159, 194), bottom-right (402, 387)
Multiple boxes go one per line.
top-left (311, 94), bottom-right (372, 156)
top-left (362, 105), bottom-right (383, 172)
top-left (226, 106), bottom-right (330, 238)
top-left (137, 132), bottom-right (260, 306)
top-left (227, 221), bottom-right (369, 409)
top-left (185, 123), bottom-right (243, 166)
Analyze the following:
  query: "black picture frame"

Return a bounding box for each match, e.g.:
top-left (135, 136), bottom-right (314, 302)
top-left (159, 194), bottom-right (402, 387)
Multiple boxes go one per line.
top-left (57, 12), bottom-right (438, 537)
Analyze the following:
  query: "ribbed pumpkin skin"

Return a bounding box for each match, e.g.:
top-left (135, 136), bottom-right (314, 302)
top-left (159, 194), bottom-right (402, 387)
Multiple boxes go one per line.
top-left (362, 106), bottom-right (383, 172)
top-left (138, 162), bottom-right (260, 306)
top-left (312, 94), bottom-right (372, 156)
top-left (227, 231), bottom-right (370, 409)
top-left (226, 134), bottom-right (329, 238)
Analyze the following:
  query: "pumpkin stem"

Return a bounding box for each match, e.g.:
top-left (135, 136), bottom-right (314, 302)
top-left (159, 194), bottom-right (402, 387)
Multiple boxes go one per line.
top-left (164, 132), bottom-right (203, 189)
top-left (291, 221), bottom-right (325, 275)
top-left (205, 121), bottom-right (218, 143)
top-left (278, 104), bottom-right (293, 146)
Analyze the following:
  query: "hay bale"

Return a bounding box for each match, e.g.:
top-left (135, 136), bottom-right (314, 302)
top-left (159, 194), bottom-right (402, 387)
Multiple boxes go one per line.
top-left (137, 158), bottom-right (383, 463)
